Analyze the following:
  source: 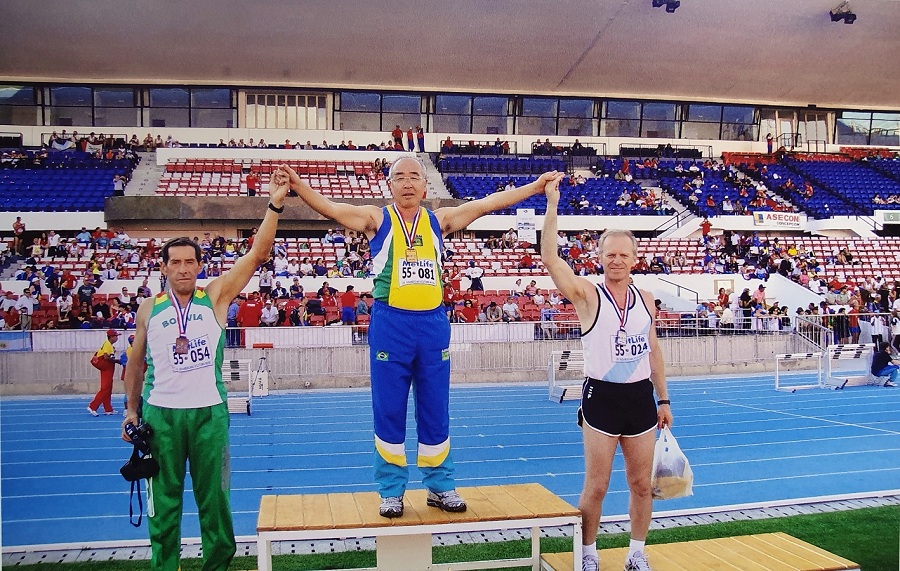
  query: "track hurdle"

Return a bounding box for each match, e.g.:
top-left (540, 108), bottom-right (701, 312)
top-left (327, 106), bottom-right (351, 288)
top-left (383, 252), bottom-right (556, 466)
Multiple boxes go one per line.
top-left (548, 349), bottom-right (584, 402)
top-left (774, 351), bottom-right (823, 392)
top-left (824, 343), bottom-right (878, 389)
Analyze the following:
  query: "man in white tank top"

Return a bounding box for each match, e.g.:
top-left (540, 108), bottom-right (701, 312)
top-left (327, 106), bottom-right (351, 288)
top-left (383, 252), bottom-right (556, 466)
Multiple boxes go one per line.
top-left (542, 175), bottom-right (672, 571)
top-left (121, 172), bottom-right (290, 571)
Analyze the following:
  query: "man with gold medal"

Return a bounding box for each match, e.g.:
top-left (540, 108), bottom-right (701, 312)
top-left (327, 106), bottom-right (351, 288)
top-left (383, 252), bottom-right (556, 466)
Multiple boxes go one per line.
top-left (280, 157), bottom-right (559, 517)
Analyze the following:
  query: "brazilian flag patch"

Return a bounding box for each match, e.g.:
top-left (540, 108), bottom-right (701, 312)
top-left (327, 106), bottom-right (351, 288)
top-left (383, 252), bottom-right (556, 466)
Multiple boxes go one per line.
top-left (376, 351), bottom-right (389, 361)
top-left (441, 349), bottom-right (450, 361)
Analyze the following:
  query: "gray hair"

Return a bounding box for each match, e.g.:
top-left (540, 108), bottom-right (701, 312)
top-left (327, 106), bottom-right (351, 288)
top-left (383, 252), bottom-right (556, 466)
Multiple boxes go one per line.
top-left (388, 155), bottom-right (426, 179)
top-left (598, 229), bottom-right (638, 257)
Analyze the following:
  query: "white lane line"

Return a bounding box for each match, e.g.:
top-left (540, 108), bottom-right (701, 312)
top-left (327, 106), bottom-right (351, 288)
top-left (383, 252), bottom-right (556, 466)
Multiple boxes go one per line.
top-left (711, 399), bottom-right (900, 436)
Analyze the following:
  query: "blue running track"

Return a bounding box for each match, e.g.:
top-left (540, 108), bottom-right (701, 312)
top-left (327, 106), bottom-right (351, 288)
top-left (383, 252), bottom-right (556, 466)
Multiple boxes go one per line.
top-left (3, 373), bottom-right (900, 547)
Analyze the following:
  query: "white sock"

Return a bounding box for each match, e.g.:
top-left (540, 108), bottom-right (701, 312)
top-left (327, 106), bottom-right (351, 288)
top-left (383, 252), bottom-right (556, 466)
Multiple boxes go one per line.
top-left (628, 538), bottom-right (645, 558)
top-left (583, 543), bottom-right (598, 559)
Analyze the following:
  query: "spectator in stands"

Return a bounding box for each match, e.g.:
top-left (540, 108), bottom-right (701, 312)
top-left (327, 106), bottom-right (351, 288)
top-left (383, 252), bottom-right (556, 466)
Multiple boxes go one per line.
top-left (15, 288), bottom-right (35, 330)
top-left (502, 228), bottom-right (518, 249)
top-left (751, 284), bottom-right (767, 308)
top-left (56, 290), bottom-right (74, 327)
top-left (871, 342), bottom-right (899, 387)
top-left (386, 125), bottom-right (401, 146)
top-left (225, 296), bottom-right (241, 347)
top-left (485, 301), bottom-right (502, 322)
top-left (259, 299), bottom-right (279, 326)
top-left (273, 253), bottom-right (289, 276)
top-left (455, 299), bottom-right (479, 323)
top-left (75, 227), bottom-right (92, 245)
top-left (289, 278), bottom-right (304, 299)
top-left (246, 168), bottom-right (260, 197)
top-left (341, 285), bottom-right (357, 325)
top-left (238, 292), bottom-right (263, 331)
top-left (313, 258), bottom-right (328, 276)
top-left (416, 126), bottom-right (425, 152)
top-left (258, 267), bottom-right (273, 297)
top-left (75, 276), bottom-right (96, 307)
top-left (300, 257), bottom-right (315, 276)
top-left (1, 291), bottom-right (16, 314)
top-left (501, 297), bottom-right (521, 322)
top-left (465, 261), bottom-right (485, 291)
top-left (271, 281), bottom-right (288, 299)
top-left (357, 293), bottom-right (371, 317)
top-left (519, 251), bottom-right (536, 270)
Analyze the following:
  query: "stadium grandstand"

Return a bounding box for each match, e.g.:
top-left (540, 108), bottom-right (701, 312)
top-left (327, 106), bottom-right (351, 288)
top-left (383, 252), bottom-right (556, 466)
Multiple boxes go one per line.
top-left (1, 0), bottom-right (899, 569)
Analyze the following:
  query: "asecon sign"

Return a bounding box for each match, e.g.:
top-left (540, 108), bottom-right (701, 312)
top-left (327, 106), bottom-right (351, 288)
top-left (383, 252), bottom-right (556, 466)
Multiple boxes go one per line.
top-left (752, 211), bottom-right (803, 229)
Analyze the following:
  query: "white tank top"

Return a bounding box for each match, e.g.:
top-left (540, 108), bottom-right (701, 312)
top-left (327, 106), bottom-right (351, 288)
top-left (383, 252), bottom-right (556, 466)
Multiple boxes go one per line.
top-left (143, 290), bottom-right (226, 408)
top-left (581, 283), bottom-right (653, 383)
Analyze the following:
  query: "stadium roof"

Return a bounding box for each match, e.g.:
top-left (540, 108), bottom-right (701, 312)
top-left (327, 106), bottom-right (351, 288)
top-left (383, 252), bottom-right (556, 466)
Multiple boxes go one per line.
top-left (1, 0), bottom-right (898, 110)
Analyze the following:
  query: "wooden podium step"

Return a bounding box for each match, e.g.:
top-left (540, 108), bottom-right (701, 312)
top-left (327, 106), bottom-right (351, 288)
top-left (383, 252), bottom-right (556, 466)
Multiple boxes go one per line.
top-left (541, 532), bottom-right (859, 571)
top-left (257, 483), bottom-right (582, 571)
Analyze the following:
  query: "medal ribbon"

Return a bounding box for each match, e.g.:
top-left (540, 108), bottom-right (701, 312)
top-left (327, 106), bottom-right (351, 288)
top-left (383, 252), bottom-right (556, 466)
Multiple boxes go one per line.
top-left (170, 290), bottom-right (195, 339)
top-left (392, 204), bottom-right (421, 251)
top-left (600, 284), bottom-right (632, 333)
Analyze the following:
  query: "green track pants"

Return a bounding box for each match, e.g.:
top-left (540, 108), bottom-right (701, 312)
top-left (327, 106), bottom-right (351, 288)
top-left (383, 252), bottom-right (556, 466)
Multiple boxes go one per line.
top-left (143, 403), bottom-right (236, 571)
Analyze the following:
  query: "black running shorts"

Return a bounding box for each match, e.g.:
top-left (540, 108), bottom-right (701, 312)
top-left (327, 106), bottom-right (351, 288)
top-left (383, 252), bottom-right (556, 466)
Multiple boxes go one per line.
top-left (577, 377), bottom-right (657, 437)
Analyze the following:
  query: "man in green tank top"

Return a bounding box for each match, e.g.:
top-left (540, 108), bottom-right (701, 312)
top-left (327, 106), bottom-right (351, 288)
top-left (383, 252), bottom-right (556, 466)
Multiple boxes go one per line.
top-left (121, 172), bottom-right (290, 571)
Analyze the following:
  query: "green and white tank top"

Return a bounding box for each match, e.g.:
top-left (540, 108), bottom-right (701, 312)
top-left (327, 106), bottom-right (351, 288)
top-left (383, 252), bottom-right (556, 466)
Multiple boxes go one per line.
top-left (143, 289), bottom-right (226, 408)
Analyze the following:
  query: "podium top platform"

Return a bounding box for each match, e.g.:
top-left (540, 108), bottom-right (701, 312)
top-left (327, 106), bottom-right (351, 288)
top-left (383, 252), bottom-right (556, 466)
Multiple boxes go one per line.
top-left (257, 483), bottom-right (578, 532)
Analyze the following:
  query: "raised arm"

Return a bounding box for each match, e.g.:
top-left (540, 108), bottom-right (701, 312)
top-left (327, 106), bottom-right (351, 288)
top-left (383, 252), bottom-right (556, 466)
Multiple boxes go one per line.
top-left (541, 175), bottom-right (597, 328)
top-left (281, 165), bottom-right (383, 236)
top-left (205, 170), bottom-right (289, 317)
top-left (435, 171), bottom-right (561, 235)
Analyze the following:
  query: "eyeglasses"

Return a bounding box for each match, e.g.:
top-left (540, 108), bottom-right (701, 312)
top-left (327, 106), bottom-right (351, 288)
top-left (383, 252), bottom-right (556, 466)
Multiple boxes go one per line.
top-left (390, 175), bottom-right (423, 184)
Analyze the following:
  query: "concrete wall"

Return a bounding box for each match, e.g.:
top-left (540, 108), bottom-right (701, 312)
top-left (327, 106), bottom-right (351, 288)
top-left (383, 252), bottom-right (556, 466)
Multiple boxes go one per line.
top-left (0, 333), bottom-right (813, 396)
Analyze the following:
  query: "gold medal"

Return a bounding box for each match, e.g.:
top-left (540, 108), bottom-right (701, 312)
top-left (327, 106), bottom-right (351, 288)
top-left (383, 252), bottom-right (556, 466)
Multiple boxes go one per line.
top-left (405, 248), bottom-right (418, 263)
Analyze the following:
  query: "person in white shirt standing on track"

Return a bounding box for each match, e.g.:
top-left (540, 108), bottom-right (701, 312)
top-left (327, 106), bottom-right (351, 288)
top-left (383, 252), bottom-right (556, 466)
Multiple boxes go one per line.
top-left (541, 175), bottom-right (673, 571)
top-left (121, 171), bottom-right (290, 571)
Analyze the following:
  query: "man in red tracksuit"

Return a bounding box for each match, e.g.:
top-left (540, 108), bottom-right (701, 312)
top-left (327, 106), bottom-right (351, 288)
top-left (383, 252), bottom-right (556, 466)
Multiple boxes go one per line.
top-left (88, 329), bottom-right (119, 415)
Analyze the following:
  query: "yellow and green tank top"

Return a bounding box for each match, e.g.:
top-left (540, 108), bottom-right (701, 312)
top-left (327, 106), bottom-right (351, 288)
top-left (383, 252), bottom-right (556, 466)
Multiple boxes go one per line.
top-left (370, 205), bottom-right (444, 310)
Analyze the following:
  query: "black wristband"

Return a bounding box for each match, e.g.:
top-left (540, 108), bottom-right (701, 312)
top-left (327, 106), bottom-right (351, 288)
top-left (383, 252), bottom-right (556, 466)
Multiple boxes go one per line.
top-left (657, 399), bottom-right (670, 406)
top-left (267, 202), bottom-right (284, 214)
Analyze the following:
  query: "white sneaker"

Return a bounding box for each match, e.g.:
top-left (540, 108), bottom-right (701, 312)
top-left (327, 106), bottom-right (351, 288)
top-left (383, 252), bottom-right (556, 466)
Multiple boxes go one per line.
top-left (582, 554), bottom-right (599, 571)
top-left (426, 489), bottom-right (467, 512)
top-left (379, 496), bottom-right (404, 518)
top-left (624, 551), bottom-right (651, 571)
top-left (87, 406), bottom-right (99, 417)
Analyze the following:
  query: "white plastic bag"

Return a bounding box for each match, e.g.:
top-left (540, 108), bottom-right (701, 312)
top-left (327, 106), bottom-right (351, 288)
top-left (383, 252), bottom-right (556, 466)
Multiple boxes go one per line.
top-left (650, 427), bottom-right (693, 500)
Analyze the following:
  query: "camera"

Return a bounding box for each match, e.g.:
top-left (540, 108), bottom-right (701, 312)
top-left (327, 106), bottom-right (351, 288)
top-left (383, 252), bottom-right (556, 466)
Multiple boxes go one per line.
top-left (124, 422), bottom-right (153, 455)
top-left (121, 421), bottom-right (159, 482)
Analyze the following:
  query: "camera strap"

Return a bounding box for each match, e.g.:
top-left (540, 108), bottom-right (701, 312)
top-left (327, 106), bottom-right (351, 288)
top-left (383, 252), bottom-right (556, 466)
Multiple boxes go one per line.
top-left (129, 478), bottom-right (144, 528)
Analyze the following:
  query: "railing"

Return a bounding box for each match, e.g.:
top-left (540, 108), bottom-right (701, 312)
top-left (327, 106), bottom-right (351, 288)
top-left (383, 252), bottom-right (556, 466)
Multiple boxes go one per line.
top-left (796, 312), bottom-right (890, 351)
top-left (778, 132), bottom-right (802, 149)
top-left (806, 139), bottom-right (827, 153)
top-left (618, 143), bottom-right (714, 160)
top-left (0, 132), bottom-right (24, 147)
top-left (439, 139), bottom-right (518, 155)
top-left (657, 278), bottom-right (699, 305)
top-left (651, 207), bottom-right (693, 236)
top-left (531, 140), bottom-right (604, 158)
top-left (3, 315), bottom-right (814, 353)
